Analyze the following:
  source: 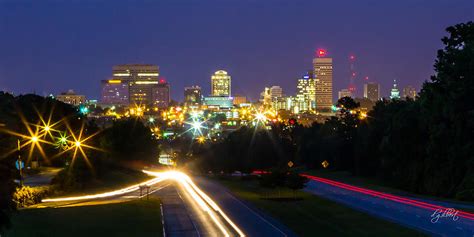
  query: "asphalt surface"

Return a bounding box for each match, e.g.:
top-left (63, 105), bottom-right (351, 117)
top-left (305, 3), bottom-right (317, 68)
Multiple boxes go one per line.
top-left (23, 167), bottom-right (61, 186)
top-left (194, 177), bottom-right (298, 237)
top-left (304, 177), bottom-right (474, 237)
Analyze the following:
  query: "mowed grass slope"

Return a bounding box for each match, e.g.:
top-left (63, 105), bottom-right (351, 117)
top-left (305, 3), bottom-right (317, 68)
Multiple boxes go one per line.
top-left (6, 198), bottom-right (163, 237)
top-left (219, 179), bottom-right (426, 237)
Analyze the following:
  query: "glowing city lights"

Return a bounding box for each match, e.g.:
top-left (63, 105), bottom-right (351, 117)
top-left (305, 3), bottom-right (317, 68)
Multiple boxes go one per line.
top-left (31, 136), bottom-right (38, 143)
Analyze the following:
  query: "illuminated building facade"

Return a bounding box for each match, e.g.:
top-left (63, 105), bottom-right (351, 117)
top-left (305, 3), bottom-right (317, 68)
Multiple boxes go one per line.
top-left (184, 86), bottom-right (202, 106)
top-left (313, 49), bottom-right (333, 110)
top-left (112, 64), bottom-right (161, 105)
top-left (364, 82), bottom-right (380, 102)
top-left (233, 95), bottom-right (247, 105)
top-left (272, 96), bottom-right (294, 111)
top-left (203, 96), bottom-right (233, 109)
top-left (390, 79), bottom-right (400, 99)
top-left (101, 79), bottom-right (129, 105)
top-left (338, 89), bottom-right (352, 99)
top-left (56, 90), bottom-right (86, 106)
top-left (153, 79), bottom-right (170, 108)
top-left (211, 70), bottom-right (231, 96)
top-left (296, 74), bottom-right (316, 112)
top-left (403, 85), bottom-right (417, 100)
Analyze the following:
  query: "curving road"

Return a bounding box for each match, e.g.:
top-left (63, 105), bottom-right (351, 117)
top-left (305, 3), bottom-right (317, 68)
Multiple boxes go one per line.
top-left (303, 174), bottom-right (474, 237)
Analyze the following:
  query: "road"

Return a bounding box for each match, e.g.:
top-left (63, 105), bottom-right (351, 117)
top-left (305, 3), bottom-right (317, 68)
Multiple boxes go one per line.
top-left (37, 171), bottom-right (250, 236)
top-left (23, 167), bottom-right (61, 186)
top-left (303, 174), bottom-right (474, 237)
top-left (194, 177), bottom-right (298, 237)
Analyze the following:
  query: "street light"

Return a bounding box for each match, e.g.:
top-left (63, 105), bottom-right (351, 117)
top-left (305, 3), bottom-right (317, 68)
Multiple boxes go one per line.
top-left (31, 136), bottom-right (38, 143)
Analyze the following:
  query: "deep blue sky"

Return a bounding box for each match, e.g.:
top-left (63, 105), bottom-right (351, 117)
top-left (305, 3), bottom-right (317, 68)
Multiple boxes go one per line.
top-left (1, 0), bottom-right (473, 101)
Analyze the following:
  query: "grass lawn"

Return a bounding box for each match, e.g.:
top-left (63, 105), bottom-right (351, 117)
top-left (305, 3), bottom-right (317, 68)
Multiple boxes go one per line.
top-left (219, 178), bottom-right (426, 237)
top-left (6, 198), bottom-right (163, 237)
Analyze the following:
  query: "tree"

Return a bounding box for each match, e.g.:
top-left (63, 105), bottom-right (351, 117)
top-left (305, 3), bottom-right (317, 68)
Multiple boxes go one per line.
top-left (100, 119), bottom-right (159, 164)
top-left (418, 21), bottom-right (474, 197)
top-left (286, 171), bottom-right (309, 198)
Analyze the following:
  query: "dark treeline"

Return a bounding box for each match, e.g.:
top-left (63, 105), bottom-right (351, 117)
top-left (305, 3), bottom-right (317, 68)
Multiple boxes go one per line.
top-left (0, 93), bottom-right (159, 232)
top-left (194, 22), bottom-right (474, 201)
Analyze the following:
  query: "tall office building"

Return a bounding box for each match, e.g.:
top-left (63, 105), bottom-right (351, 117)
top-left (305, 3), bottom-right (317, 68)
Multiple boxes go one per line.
top-left (101, 79), bottom-right (129, 105)
top-left (184, 86), bottom-right (202, 105)
top-left (153, 79), bottom-right (170, 108)
top-left (390, 79), bottom-right (400, 99)
top-left (363, 82), bottom-right (380, 102)
top-left (403, 85), bottom-right (417, 100)
top-left (296, 73), bottom-right (316, 112)
top-left (260, 86), bottom-right (283, 106)
top-left (313, 49), bottom-right (333, 110)
top-left (338, 89), bottom-right (352, 99)
top-left (211, 70), bottom-right (231, 96)
top-left (112, 64), bottom-right (160, 105)
top-left (269, 86), bottom-right (283, 98)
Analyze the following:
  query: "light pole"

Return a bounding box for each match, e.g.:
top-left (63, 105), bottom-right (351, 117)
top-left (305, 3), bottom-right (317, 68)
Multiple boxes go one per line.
top-left (17, 139), bottom-right (23, 186)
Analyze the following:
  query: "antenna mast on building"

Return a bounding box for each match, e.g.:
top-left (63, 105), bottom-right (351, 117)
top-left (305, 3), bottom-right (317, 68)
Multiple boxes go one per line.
top-left (348, 54), bottom-right (357, 95)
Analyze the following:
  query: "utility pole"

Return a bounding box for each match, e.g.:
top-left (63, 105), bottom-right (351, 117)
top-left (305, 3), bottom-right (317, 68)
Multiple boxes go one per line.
top-left (17, 139), bottom-right (23, 186)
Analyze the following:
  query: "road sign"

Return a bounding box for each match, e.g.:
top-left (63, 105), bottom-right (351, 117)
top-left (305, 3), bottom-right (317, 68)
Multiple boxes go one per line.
top-left (321, 160), bottom-right (329, 168)
top-left (15, 160), bottom-right (24, 170)
top-left (287, 161), bottom-right (294, 168)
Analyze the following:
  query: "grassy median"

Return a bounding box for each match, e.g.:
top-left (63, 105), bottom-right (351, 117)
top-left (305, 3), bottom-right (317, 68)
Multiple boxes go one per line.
top-left (6, 198), bottom-right (163, 237)
top-left (219, 178), bottom-right (426, 237)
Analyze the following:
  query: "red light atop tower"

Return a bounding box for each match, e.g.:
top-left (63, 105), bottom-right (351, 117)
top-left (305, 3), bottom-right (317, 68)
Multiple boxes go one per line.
top-left (317, 49), bottom-right (327, 57)
top-left (159, 79), bottom-right (166, 84)
top-left (365, 76), bottom-right (369, 80)
top-left (350, 55), bottom-right (355, 60)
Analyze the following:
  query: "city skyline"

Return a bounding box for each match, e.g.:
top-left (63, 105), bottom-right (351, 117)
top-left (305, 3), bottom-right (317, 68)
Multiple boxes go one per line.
top-left (1, 1), bottom-right (473, 101)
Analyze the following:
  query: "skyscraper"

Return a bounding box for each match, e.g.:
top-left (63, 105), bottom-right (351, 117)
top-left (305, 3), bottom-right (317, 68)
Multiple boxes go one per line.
top-left (112, 64), bottom-right (160, 105)
top-left (338, 89), bottom-right (352, 99)
top-left (364, 82), bottom-right (380, 102)
top-left (260, 86), bottom-right (283, 106)
top-left (313, 49), bottom-right (333, 110)
top-left (390, 79), bottom-right (400, 99)
top-left (211, 70), bottom-right (231, 96)
top-left (403, 85), bottom-right (417, 100)
top-left (153, 79), bottom-right (170, 108)
top-left (184, 86), bottom-right (202, 105)
top-left (296, 73), bottom-right (316, 112)
top-left (101, 79), bottom-right (129, 105)
top-left (269, 86), bottom-right (283, 99)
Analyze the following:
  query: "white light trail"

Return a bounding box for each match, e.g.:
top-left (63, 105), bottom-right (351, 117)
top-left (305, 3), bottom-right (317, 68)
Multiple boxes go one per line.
top-left (42, 170), bottom-right (245, 237)
top-left (42, 176), bottom-right (167, 202)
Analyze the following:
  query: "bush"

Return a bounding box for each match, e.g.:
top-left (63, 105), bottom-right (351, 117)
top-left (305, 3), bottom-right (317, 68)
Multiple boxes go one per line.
top-left (13, 186), bottom-right (54, 208)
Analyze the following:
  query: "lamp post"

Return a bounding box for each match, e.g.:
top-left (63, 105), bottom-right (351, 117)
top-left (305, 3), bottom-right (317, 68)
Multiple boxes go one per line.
top-left (17, 139), bottom-right (23, 186)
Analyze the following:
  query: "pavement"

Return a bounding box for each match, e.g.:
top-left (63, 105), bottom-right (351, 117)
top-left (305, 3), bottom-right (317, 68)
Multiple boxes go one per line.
top-left (157, 185), bottom-right (200, 237)
top-left (194, 177), bottom-right (298, 237)
top-left (304, 175), bottom-right (474, 237)
top-left (23, 167), bottom-right (61, 186)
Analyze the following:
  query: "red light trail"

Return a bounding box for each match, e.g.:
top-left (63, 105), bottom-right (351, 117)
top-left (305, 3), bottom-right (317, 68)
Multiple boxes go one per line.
top-left (302, 174), bottom-right (474, 221)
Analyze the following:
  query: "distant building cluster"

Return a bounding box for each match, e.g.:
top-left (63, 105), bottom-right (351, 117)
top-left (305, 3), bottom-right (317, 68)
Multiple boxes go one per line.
top-left (51, 49), bottom-right (418, 128)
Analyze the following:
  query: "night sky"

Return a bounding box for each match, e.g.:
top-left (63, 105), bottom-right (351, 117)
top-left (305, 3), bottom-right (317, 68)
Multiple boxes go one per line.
top-left (1, 0), bottom-right (473, 102)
